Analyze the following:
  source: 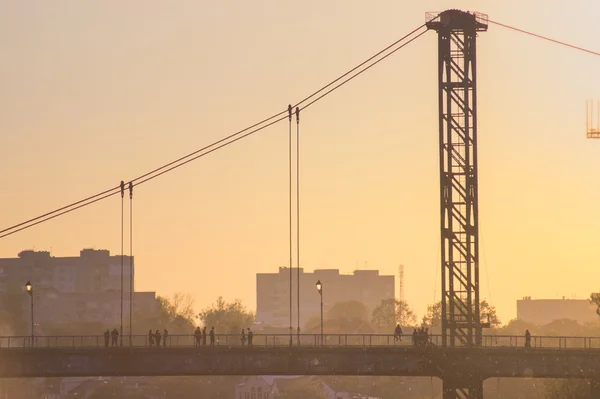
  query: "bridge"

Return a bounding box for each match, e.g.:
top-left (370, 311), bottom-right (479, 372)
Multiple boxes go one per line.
top-left (3, 333), bottom-right (600, 393)
top-left (3, 7), bottom-right (600, 399)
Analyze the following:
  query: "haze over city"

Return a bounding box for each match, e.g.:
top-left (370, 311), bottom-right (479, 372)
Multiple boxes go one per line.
top-left (2, 0), bottom-right (600, 324)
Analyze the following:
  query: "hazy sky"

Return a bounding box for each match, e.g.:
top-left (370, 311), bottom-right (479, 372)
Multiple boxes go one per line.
top-left (2, 0), bottom-right (600, 324)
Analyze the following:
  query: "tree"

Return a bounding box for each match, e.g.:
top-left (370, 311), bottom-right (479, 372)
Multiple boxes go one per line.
top-left (590, 292), bottom-right (600, 316)
top-left (421, 300), bottom-right (501, 329)
top-left (135, 293), bottom-right (195, 333)
top-left (421, 302), bottom-right (442, 328)
top-left (371, 299), bottom-right (417, 332)
top-left (480, 300), bottom-right (501, 328)
top-left (197, 297), bottom-right (255, 334)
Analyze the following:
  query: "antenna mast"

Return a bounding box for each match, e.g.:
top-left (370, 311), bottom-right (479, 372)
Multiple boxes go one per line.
top-left (398, 264), bottom-right (405, 302)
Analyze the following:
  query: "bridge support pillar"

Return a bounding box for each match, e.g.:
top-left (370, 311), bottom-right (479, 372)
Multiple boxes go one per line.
top-left (442, 377), bottom-right (483, 399)
top-left (591, 379), bottom-right (600, 398)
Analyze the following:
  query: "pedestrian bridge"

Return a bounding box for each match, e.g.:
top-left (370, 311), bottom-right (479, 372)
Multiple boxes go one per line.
top-left (1, 333), bottom-right (600, 380)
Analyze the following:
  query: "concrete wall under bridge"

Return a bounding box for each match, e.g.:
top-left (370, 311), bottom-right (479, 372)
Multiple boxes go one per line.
top-left (1, 347), bottom-right (600, 380)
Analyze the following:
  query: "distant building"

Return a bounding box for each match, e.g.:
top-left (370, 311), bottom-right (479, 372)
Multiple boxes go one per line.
top-left (0, 249), bottom-right (133, 295)
top-left (256, 268), bottom-right (394, 329)
top-left (517, 296), bottom-right (598, 326)
top-left (0, 249), bottom-right (157, 333)
top-left (234, 376), bottom-right (380, 399)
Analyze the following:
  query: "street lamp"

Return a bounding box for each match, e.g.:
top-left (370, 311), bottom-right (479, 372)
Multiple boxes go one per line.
top-left (316, 280), bottom-right (323, 346)
top-left (25, 281), bottom-right (34, 346)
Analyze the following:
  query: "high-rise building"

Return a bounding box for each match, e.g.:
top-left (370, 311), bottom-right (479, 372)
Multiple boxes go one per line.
top-left (256, 267), bottom-right (394, 329)
top-left (0, 249), bottom-right (134, 295)
top-left (0, 249), bottom-right (156, 333)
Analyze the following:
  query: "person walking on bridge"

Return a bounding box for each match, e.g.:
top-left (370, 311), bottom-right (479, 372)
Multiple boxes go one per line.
top-left (154, 330), bottom-right (161, 348)
top-left (394, 324), bottom-right (403, 342)
top-left (525, 329), bottom-right (531, 348)
top-left (163, 329), bottom-right (168, 347)
top-left (209, 327), bottom-right (215, 347)
top-left (148, 329), bottom-right (154, 347)
top-left (111, 328), bottom-right (119, 347)
top-left (247, 328), bottom-right (253, 347)
top-left (240, 329), bottom-right (246, 346)
top-left (194, 327), bottom-right (201, 347)
top-left (103, 330), bottom-right (110, 347)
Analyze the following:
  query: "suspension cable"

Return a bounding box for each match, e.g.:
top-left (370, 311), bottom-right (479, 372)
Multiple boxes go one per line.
top-left (120, 181), bottom-right (125, 347)
top-left (288, 104), bottom-right (293, 346)
top-left (0, 24), bottom-right (429, 239)
top-left (129, 182), bottom-right (134, 345)
top-left (296, 106), bottom-right (301, 343)
top-left (488, 20), bottom-right (600, 57)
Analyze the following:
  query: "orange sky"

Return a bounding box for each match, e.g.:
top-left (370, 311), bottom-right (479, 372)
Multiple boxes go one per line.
top-left (1, 0), bottom-right (600, 324)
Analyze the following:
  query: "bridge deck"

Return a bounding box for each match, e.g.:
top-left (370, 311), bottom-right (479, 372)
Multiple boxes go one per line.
top-left (2, 346), bottom-right (600, 379)
top-left (4, 333), bottom-right (600, 350)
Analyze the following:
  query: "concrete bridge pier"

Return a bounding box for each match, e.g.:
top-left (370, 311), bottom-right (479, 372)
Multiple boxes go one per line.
top-left (442, 376), bottom-right (484, 399)
top-left (591, 379), bottom-right (600, 398)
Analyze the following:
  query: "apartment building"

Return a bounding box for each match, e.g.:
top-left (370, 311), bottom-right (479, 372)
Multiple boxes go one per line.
top-left (256, 268), bottom-right (394, 328)
top-left (517, 296), bottom-right (598, 326)
top-left (0, 249), bottom-right (156, 333)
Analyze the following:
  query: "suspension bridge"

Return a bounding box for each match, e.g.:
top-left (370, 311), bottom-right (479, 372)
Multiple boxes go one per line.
top-left (2, 9), bottom-right (600, 399)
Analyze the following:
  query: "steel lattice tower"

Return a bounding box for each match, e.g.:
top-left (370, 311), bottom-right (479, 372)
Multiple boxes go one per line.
top-left (426, 10), bottom-right (488, 399)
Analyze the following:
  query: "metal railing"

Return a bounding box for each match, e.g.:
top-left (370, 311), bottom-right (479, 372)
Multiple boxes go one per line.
top-left (3, 334), bottom-right (600, 349)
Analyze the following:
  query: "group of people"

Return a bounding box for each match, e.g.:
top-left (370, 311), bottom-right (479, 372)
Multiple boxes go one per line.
top-left (103, 329), bottom-right (120, 347)
top-left (240, 328), bottom-right (254, 346)
top-left (194, 326), bottom-right (213, 347)
top-left (103, 326), bottom-right (256, 348)
top-left (147, 329), bottom-right (169, 347)
top-left (393, 324), bottom-right (430, 347)
top-left (103, 329), bottom-right (170, 347)
top-left (412, 327), bottom-right (430, 347)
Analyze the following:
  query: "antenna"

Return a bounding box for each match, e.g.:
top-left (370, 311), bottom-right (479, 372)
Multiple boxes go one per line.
top-left (398, 264), bottom-right (405, 302)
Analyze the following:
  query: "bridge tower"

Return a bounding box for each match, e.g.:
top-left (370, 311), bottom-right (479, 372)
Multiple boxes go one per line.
top-left (426, 10), bottom-right (488, 399)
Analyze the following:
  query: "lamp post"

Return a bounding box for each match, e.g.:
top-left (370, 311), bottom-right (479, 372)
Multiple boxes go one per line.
top-left (316, 280), bottom-right (323, 346)
top-left (25, 281), bottom-right (34, 346)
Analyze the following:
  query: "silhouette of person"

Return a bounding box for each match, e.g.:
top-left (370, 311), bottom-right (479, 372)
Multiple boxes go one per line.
top-left (525, 329), bottom-right (531, 348)
top-left (163, 329), bottom-right (168, 348)
top-left (241, 329), bottom-right (246, 346)
top-left (394, 324), bottom-right (403, 342)
top-left (209, 327), bottom-right (215, 347)
top-left (155, 330), bottom-right (161, 348)
top-left (412, 329), bottom-right (417, 347)
top-left (111, 328), bottom-right (119, 346)
top-left (148, 329), bottom-right (154, 347)
top-left (194, 327), bottom-right (201, 347)
top-left (202, 327), bottom-right (207, 346)
top-left (104, 330), bottom-right (110, 347)
top-left (247, 328), bottom-right (253, 347)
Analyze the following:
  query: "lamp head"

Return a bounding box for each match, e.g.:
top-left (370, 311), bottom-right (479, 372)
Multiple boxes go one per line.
top-left (25, 281), bottom-right (32, 293)
top-left (316, 280), bottom-right (322, 294)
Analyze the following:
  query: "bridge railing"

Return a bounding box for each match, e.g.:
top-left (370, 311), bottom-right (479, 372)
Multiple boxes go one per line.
top-left (2, 334), bottom-right (600, 349)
